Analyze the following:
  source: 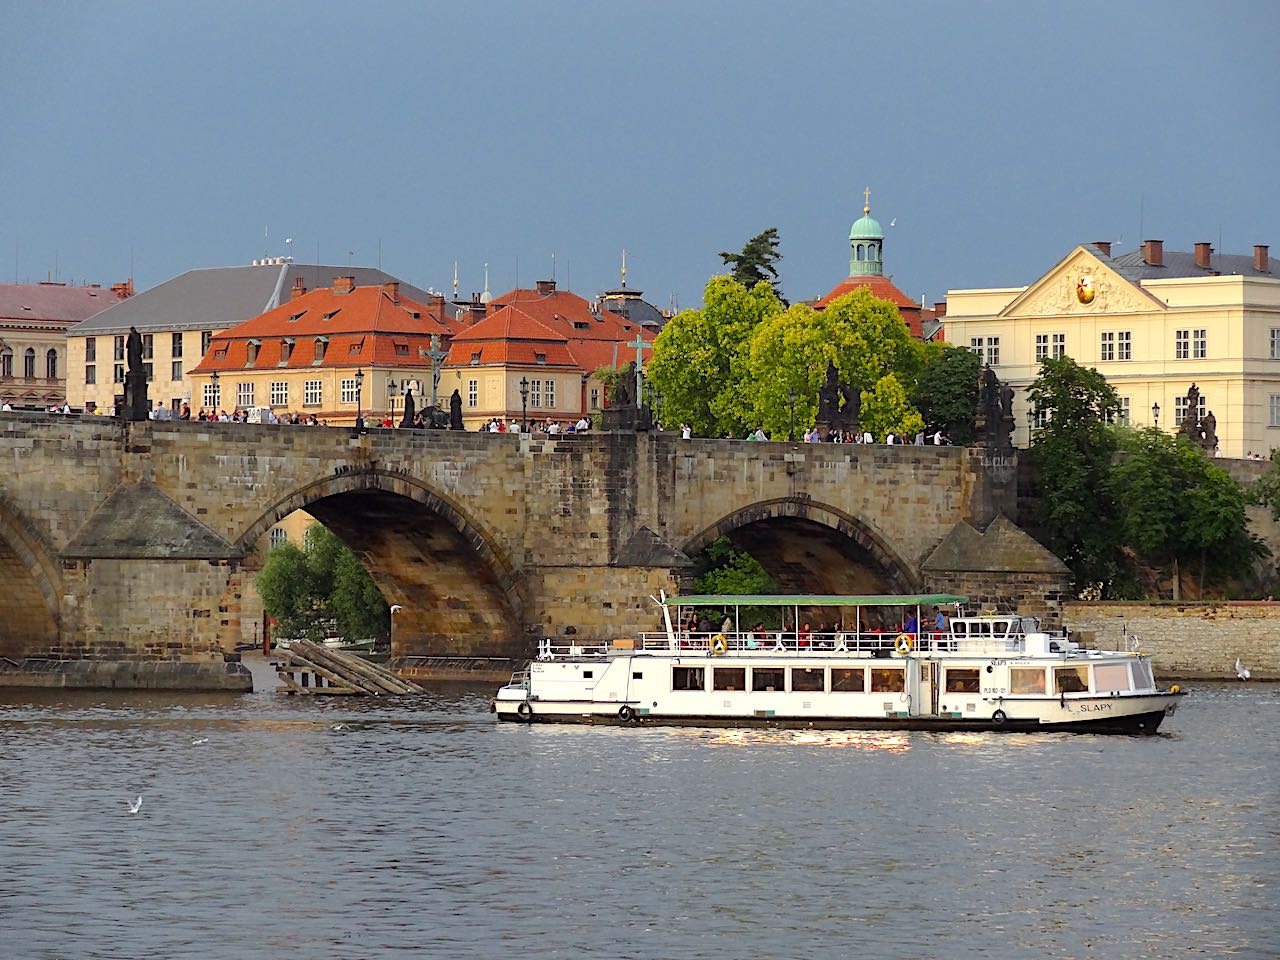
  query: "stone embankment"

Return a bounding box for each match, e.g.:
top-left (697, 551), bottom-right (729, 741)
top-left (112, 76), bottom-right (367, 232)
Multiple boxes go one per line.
top-left (1063, 601), bottom-right (1280, 680)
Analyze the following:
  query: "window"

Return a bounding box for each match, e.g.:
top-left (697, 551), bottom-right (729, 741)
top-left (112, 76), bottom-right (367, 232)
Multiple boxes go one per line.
top-left (1117, 396), bottom-right (1130, 426)
top-left (672, 666), bottom-right (705, 691)
top-left (114, 363), bottom-right (124, 383)
top-left (1010, 667), bottom-right (1046, 695)
top-left (582, 670), bottom-right (593, 679)
top-left (944, 668), bottom-right (980, 693)
top-left (171, 333), bottom-right (183, 358)
top-left (590, 387), bottom-right (599, 410)
top-left (1094, 663), bottom-right (1132, 693)
top-left (270, 381), bottom-right (288, 407)
top-left (712, 667), bottom-right (746, 691)
top-left (751, 667), bottom-right (785, 692)
top-left (281, 339), bottom-right (294, 363)
top-left (142, 334), bottom-right (153, 360)
top-left (1175, 329), bottom-right (1189, 360)
top-left (870, 668), bottom-right (904, 693)
top-left (314, 338), bottom-right (328, 363)
top-left (340, 378), bottom-right (358, 404)
top-left (114, 336), bottom-right (125, 362)
top-left (1117, 331), bottom-right (1131, 360)
top-left (0, 348), bottom-right (9, 378)
top-left (203, 382), bottom-right (220, 408)
top-left (1193, 328), bottom-right (1207, 359)
top-left (1036, 334), bottom-right (1049, 361)
top-left (831, 668), bottom-right (865, 692)
top-left (24, 348), bottom-right (35, 378)
top-left (1051, 333), bottom-right (1065, 358)
top-left (171, 361), bottom-right (183, 381)
top-left (1033, 406), bottom-right (1050, 429)
top-left (46, 349), bottom-right (57, 379)
top-left (201, 331), bottom-right (213, 355)
top-left (545, 379), bottom-right (555, 408)
top-left (1272, 329), bottom-right (1280, 360)
top-left (1054, 666), bottom-right (1090, 694)
top-left (1175, 394), bottom-right (1206, 427)
top-left (1270, 395), bottom-right (1280, 428)
top-left (143, 362), bottom-right (152, 382)
top-left (791, 667), bottom-right (825, 692)
top-left (530, 378), bottom-right (542, 408)
top-left (632, 671), bottom-right (643, 680)
top-left (246, 341), bottom-right (260, 365)
top-left (236, 382), bottom-right (254, 408)
top-left (269, 528), bottom-right (288, 547)
top-left (86, 338), bottom-right (97, 362)
top-left (304, 380), bottom-right (322, 406)
top-left (85, 365), bottom-right (96, 384)
top-left (1100, 331), bottom-right (1114, 361)
top-left (970, 336), bottom-right (999, 366)
top-left (467, 379), bottom-right (478, 407)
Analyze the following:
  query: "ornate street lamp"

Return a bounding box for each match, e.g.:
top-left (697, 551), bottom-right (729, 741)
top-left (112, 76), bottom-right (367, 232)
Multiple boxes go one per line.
top-left (210, 370), bottom-right (220, 410)
top-left (1151, 401), bottom-right (1160, 429)
top-left (354, 368), bottom-right (365, 429)
top-left (787, 387), bottom-right (796, 441)
top-left (519, 376), bottom-right (529, 432)
top-left (387, 375), bottom-right (397, 425)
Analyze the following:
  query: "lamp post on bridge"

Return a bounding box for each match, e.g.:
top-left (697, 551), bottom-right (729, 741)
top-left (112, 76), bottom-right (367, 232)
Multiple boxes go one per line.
top-left (354, 368), bottom-right (365, 430)
top-left (210, 370), bottom-right (220, 412)
top-left (519, 376), bottom-right (529, 432)
top-left (387, 375), bottom-right (397, 426)
top-left (1152, 402), bottom-right (1160, 430)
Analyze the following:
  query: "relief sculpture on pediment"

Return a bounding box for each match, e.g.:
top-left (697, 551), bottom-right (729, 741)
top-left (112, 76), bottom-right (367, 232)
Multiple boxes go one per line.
top-left (1014, 258), bottom-right (1149, 317)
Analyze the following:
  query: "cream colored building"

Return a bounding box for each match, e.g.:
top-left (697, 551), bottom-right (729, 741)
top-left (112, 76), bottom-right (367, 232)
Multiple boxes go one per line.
top-left (944, 241), bottom-right (1280, 458)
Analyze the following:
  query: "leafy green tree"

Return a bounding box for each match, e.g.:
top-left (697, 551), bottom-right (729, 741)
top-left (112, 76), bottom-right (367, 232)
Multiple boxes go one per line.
top-left (254, 541), bottom-right (316, 629)
top-left (1027, 355), bottom-right (1124, 594)
top-left (913, 344), bottom-right (980, 444)
top-left (820, 288), bottom-right (924, 397)
top-left (692, 536), bottom-right (781, 627)
top-left (720, 227), bottom-right (783, 298)
top-left (860, 373), bottom-right (924, 441)
top-left (648, 275), bottom-right (784, 436)
top-left (745, 303), bottom-right (829, 439)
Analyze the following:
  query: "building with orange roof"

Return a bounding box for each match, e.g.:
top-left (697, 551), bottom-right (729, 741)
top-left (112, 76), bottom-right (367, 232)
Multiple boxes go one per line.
top-left (812, 191), bottom-right (937, 340)
top-left (443, 279), bottom-right (656, 428)
top-left (190, 275), bottom-right (463, 425)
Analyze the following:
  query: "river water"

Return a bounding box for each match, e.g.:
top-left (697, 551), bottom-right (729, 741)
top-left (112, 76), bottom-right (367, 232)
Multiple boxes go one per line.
top-left (1, 659), bottom-right (1276, 960)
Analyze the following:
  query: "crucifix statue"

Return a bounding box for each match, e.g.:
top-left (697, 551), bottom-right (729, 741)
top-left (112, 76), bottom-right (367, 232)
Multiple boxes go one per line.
top-left (426, 333), bottom-right (449, 406)
top-left (626, 333), bottom-right (650, 409)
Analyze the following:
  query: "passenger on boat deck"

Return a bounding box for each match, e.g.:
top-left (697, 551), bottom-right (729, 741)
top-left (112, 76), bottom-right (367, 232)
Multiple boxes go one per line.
top-left (798, 622), bottom-right (812, 647)
top-left (905, 613), bottom-right (918, 635)
top-left (721, 615), bottom-right (734, 634)
top-left (697, 616), bottom-right (713, 636)
top-left (933, 606), bottom-right (946, 633)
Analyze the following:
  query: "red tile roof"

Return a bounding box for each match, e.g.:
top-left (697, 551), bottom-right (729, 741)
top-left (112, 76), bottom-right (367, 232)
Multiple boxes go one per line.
top-left (814, 276), bottom-right (925, 338)
top-left (192, 284), bottom-right (456, 373)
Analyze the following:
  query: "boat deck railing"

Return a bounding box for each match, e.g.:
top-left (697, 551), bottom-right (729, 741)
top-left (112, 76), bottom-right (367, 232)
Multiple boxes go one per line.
top-left (534, 632), bottom-right (1067, 660)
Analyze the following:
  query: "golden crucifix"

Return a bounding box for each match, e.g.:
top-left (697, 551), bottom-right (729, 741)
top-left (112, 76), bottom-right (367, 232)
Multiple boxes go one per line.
top-left (863, 186), bottom-right (871, 214)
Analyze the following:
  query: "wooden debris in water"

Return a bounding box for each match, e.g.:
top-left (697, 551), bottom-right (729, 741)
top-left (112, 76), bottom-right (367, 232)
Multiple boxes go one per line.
top-left (275, 640), bottom-right (425, 696)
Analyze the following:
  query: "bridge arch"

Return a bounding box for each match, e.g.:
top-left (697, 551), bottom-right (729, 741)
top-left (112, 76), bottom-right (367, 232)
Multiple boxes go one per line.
top-left (682, 497), bottom-right (920, 595)
top-left (0, 496), bottom-right (61, 659)
top-left (234, 470), bottom-right (524, 659)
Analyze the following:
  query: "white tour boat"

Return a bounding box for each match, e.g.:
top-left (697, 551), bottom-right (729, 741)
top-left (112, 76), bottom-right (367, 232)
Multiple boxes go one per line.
top-left (494, 593), bottom-right (1183, 734)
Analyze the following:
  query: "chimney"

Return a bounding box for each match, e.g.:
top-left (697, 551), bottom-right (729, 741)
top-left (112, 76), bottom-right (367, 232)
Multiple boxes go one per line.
top-left (1091, 241), bottom-right (1111, 257)
top-left (535, 279), bottom-right (556, 296)
top-left (290, 277), bottom-right (307, 299)
top-left (1194, 242), bottom-right (1213, 269)
top-left (932, 300), bottom-right (948, 318)
top-left (332, 275), bottom-right (356, 294)
top-left (1142, 240), bottom-right (1164, 266)
top-left (111, 278), bottom-right (135, 299)
top-left (1255, 245), bottom-right (1270, 273)
top-left (470, 300), bottom-right (486, 324)
top-left (383, 281), bottom-right (400, 303)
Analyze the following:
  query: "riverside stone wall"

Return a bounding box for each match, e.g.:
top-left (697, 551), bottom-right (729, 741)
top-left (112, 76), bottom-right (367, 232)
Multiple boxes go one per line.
top-left (1062, 601), bottom-right (1280, 680)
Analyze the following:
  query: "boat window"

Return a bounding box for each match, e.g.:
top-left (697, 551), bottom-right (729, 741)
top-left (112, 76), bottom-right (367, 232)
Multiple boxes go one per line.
top-left (1010, 667), bottom-right (1046, 694)
top-left (952, 622), bottom-right (968, 635)
top-left (632, 671), bottom-right (643, 680)
top-left (831, 668), bottom-right (865, 692)
top-left (870, 668), bottom-right (904, 693)
top-left (672, 666), bottom-right (704, 691)
top-left (582, 670), bottom-right (593, 679)
top-left (1094, 663), bottom-right (1131, 693)
top-left (1130, 659), bottom-right (1154, 690)
top-left (791, 667), bottom-right (825, 692)
top-left (944, 668), bottom-right (980, 693)
top-left (713, 667), bottom-right (746, 692)
top-left (751, 667), bottom-right (785, 692)
top-left (1054, 666), bottom-right (1090, 694)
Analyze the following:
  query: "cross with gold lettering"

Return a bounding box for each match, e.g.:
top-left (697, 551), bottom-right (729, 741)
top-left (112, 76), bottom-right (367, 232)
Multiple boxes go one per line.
top-left (627, 333), bottom-right (650, 408)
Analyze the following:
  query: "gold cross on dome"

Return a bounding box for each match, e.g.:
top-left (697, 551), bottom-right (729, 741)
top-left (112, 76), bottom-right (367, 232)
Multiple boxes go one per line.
top-left (864, 186), bottom-right (872, 214)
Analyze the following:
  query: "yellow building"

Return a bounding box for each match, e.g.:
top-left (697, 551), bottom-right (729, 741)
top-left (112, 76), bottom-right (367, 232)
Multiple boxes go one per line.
top-left (944, 241), bottom-right (1280, 457)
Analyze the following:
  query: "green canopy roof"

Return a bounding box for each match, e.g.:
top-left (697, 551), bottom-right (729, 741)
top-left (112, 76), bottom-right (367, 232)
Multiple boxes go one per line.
top-left (666, 594), bottom-right (967, 608)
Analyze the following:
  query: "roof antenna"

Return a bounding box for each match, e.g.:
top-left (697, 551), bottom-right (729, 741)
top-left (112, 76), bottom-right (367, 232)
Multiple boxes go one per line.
top-left (551, 251), bottom-right (556, 283)
top-left (453, 261), bottom-right (459, 300)
top-left (480, 262), bottom-right (491, 304)
top-left (621, 248), bottom-right (628, 287)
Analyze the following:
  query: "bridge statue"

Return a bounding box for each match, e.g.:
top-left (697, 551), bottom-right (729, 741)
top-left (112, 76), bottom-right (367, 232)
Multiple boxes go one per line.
top-left (122, 326), bottom-right (149, 422)
top-left (600, 362), bottom-right (651, 431)
top-left (400, 387), bottom-right (416, 429)
top-left (449, 389), bottom-right (464, 430)
top-left (815, 362), bottom-right (860, 436)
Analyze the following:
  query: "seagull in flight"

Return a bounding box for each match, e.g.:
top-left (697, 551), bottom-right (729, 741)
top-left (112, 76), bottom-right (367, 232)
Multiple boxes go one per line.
top-left (191, 737), bottom-right (209, 745)
top-left (331, 722), bottom-right (348, 732)
top-left (889, 218), bottom-right (897, 227)
top-left (127, 796), bottom-right (143, 814)
top-left (1236, 657), bottom-right (1251, 680)
top-left (389, 604), bottom-right (403, 614)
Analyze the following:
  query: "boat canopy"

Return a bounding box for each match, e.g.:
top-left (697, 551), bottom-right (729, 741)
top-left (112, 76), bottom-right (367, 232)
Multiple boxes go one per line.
top-left (665, 594), bottom-right (968, 608)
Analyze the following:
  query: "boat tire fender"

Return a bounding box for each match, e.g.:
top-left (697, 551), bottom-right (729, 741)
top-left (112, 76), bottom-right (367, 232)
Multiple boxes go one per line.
top-left (618, 705), bottom-right (635, 722)
top-left (992, 709), bottom-right (1007, 725)
top-left (894, 634), bottom-right (913, 654)
top-left (516, 701), bottom-right (534, 722)
top-left (710, 634), bottom-right (728, 656)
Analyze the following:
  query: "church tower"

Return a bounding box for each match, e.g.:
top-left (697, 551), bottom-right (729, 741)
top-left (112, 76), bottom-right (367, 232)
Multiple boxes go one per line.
top-left (849, 187), bottom-right (884, 277)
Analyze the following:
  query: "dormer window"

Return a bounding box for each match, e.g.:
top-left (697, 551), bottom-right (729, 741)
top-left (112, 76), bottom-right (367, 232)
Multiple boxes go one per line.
top-left (348, 338), bottom-right (363, 355)
top-left (214, 348), bottom-right (227, 359)
top-left (314, 337), bottom-right (328, 363)
top-left (288, 311), bottom-right (306, 323)
top-left (470, 352), bottom-right (481, 365)
top-left (322, 309), bottom-right (340, 321)
top-left (394, 339), bottom-right (409, 356)
top-left (535, 352), bottom-right (547, 364)
top-left (573, 321), bottom-right (589, 330)
top-left (280, 338), bottom-right (294, 363)
top-left (246, 339), bottom-right (261, 365)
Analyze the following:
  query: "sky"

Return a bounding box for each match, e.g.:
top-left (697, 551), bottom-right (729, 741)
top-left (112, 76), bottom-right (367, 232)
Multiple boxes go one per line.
top-left (2, 0), bottom-right (1279, 311)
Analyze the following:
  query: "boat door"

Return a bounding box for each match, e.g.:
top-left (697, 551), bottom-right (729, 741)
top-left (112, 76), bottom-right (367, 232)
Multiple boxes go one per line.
top-left (909, 659), bottom-right (938, 717)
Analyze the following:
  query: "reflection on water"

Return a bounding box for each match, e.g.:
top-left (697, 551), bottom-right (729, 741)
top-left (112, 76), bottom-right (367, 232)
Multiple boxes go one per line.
top-left (1, 672), bottom-right (1277, 960)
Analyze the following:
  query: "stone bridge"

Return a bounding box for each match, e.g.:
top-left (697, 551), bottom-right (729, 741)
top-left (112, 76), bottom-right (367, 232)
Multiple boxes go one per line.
top-left (0, 414), bottom-right (1066, 688)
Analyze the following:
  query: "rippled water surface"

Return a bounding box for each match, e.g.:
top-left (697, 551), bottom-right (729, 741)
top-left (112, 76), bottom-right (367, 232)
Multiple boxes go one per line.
top-left (1, 660), bottom-right (1276, 959)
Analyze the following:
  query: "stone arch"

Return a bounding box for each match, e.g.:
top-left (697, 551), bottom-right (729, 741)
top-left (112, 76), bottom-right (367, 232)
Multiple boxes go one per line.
top-left (682, 497), bottom-right (920, 594)
top-left (0, 496), bottom-right (62, 659)
top-left (233, 469), bottom-right (524, 659)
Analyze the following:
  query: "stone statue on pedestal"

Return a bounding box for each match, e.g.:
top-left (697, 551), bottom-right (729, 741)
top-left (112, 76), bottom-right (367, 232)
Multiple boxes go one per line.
top-left (449, 389), bottom-right (464, 430)
top-left (600, 362), bottom-right (652, 431)
top-left (400, 387), bottom-right (416, 429)
top-left (978, 365), bottom-right (1013, 450)
top-left (815, 362), bottom-right (860, 435)
top-left (1180, 383), bottom-right (1201, 443)
top-left (122, 325), bottom-right (149, 422)
top-left (1200, 409), bottom-right (1217, 453)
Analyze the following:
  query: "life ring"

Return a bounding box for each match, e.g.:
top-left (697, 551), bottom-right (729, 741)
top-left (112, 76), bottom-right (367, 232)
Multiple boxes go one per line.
top-left (992, 709), bottom-right (1008, 725)
top-left (618, 705), bottom-right (635, 722)
top-left (710, 634), bottom-right (728, 656)
top-left (894, 634), bottom-right (913, 654)
top-left (516, 701), bottom-right (533, 721)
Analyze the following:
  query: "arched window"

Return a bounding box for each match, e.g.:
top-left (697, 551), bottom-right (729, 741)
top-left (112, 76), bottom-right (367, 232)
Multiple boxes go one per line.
top-left (24, 348), bottom-right (35, 379)
top-left (856, 244), bottom-right (865, 261)
top-left (0, 347), bottom-right (11, 378)
top-left (46, 349), bottom-right (58, 379)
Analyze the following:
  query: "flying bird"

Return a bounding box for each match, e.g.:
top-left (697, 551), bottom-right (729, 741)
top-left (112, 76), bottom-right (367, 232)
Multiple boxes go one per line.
top-left (1236, 657), bottom-right (1251, 680)
top-left (889, 218), bottom-right (897, 227)
top-left (191, 737), bottom-right (209, 745)
top-left (128, 796), bottom-right (143, 814)
top-left (389, 604), bottom-right (403, 614)
top-left (331, 722), bottom-right (348, 731)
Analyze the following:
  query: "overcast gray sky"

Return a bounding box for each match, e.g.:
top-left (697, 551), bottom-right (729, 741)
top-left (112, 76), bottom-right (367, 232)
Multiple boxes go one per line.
top-left (2, 0), bottom-right (1278, 309)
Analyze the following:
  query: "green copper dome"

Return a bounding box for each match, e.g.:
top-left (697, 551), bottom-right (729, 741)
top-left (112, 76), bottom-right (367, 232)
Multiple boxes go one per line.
top-left (848, 193), bottom-right (885, 277)
top-left (849, 211), bottom-right (883, 240)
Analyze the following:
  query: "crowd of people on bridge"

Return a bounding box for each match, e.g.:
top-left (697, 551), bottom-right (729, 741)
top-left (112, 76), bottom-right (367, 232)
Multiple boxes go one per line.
top-left (678, 422), bottom-right (950, 445)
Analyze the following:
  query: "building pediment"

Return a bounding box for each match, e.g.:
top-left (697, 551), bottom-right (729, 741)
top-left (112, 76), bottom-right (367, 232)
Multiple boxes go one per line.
top-left (998, 246), bottom-right (1165, 319)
